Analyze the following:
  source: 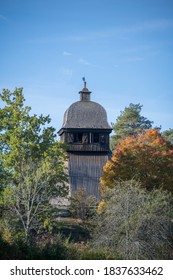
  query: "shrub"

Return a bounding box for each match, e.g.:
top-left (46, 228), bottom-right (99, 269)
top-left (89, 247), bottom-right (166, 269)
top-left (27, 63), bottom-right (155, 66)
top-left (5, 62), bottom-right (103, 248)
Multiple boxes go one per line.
top-left (69, 188), bottom-right (98, 220)
top-left (93, 180), bottom-right (173, 260)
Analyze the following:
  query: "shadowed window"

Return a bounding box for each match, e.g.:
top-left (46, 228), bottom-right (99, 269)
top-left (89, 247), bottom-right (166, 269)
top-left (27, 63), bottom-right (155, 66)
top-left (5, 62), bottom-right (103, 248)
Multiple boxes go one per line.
top-left (93, 133), bottom-right (99, 143)
top-left (74, 133), bottom-right (83, 143)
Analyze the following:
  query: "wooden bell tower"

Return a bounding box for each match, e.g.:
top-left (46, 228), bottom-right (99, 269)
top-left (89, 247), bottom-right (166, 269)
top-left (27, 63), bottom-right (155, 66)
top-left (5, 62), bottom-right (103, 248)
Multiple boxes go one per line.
top-left (58, 79), bottom-right (112, 198)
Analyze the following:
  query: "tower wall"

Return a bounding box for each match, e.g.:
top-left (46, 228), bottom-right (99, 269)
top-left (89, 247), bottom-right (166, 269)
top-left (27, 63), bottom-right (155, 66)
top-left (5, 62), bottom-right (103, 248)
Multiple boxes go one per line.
top-left (68, 153), bottom-right (108, 198)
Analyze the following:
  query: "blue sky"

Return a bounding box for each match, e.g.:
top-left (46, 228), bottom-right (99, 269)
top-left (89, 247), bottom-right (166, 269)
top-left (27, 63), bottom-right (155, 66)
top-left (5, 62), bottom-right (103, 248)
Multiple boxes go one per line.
top-left (1, 0), bottom-right (173, 134)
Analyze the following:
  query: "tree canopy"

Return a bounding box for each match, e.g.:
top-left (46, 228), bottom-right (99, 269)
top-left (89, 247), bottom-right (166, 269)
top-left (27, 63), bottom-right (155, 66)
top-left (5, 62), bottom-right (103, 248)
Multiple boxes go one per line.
top-left (0, 88), bottom-right (67, 186)
top-left (162, 128), bottom-right (173, 143)
top-left (0, 88), bottom-right (68, 242)
top-left (111, 103), bottom-right (153, 150)
top-left (101, 129), bottom-right (173, 192)
top-left (1, 89), bottom-right (55, 166)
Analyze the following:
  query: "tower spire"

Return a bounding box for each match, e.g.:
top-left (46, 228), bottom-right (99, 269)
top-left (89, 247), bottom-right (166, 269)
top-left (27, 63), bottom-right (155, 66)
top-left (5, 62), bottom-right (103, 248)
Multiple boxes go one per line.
top-left (82, 77), bottom-right (87, 88)
top-left (79, 77), bottom-right (91, 101)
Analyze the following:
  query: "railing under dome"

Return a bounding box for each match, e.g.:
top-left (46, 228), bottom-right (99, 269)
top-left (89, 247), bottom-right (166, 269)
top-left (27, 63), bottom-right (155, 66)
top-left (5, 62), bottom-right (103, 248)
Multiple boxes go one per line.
top-left (67, 143), bottom-right (109, 152)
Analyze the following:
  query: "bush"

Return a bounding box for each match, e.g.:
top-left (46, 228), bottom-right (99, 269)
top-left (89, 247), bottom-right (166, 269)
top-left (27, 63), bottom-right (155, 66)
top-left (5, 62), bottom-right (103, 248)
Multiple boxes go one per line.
top-left (92, 180), bottom-right (173, 260)
top-left (69, 188), bottom-right (98, 220)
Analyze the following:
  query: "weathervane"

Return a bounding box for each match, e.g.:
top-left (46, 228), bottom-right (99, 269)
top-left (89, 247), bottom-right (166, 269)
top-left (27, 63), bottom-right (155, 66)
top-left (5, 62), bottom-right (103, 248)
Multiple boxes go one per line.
top-left (82, 77), bottom-right (87, 88)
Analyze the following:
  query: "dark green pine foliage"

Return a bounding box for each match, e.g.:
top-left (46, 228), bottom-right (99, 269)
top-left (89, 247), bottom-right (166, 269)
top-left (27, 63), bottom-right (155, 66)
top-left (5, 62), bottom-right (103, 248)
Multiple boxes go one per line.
top-left (162, 129), bottom-right (173, 144)
top-left (111, 103), bottom-right (153, 150)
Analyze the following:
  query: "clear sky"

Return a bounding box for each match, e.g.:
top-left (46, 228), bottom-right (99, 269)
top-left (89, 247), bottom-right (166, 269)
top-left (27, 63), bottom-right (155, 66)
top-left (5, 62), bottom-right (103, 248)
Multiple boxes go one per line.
top-left (1, 0), bottom-right (173, 134)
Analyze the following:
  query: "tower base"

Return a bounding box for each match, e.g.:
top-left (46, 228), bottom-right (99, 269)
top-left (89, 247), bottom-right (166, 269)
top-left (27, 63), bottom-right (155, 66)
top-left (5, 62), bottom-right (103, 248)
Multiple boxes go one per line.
top-left (68, 153), bottom-right (108, 198)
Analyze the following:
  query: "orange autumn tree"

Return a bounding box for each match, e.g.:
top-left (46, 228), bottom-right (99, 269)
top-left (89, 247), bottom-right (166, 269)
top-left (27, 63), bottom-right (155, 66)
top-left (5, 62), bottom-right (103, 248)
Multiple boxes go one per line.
top-left (101, 129), bottom-right (173, 192)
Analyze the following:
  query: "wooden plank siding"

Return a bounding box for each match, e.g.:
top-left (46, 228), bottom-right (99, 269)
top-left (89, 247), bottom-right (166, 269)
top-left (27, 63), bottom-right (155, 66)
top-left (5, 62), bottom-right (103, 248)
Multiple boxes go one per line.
top-left (68, 154), bottom-right (109, 198)
top-left (67, 143), bottom-right (109, 152)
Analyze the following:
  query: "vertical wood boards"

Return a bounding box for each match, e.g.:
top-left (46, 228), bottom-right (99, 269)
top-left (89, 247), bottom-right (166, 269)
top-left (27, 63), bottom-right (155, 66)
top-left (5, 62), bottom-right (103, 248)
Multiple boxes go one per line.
top-left (68, 154), bottom-right (108, 198)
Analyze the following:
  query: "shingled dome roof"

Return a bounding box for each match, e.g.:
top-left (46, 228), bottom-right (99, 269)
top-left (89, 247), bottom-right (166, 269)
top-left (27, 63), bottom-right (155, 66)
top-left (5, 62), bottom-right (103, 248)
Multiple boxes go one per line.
top-left (62, 100), bottom-right (111, 129)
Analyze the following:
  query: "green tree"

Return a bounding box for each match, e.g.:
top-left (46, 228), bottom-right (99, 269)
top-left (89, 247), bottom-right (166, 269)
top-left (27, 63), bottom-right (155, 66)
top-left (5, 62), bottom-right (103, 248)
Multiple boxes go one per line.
top-left (0, 88), bottom-right (54, 175)
top-left (93, 180), bottom-right (173, 260)
top-left (111, 103), bottom-right (153, 150)
top-left (1, 160), bottom-right (61, 242)
top-left (0, 88), bottom-right (67, 187)
top-left (0, 88), bottom-right (68, 242)
top-left (162, 128), bottom-right (173, 143)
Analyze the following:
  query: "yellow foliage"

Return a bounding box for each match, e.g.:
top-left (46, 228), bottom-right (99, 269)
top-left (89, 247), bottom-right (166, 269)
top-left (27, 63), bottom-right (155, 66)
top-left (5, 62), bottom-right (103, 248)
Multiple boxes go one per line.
top-left (97, 200), bottom-right (106, 214)
top-left (2, 228), bottom-right (13, 244)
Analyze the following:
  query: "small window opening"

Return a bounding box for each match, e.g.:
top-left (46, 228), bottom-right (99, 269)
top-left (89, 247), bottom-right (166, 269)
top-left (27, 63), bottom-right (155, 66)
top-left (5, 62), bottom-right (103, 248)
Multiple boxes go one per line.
top-left (93, 133), bottom-right (99, 143)
top-left (74, 133), bottom-right (83, 143)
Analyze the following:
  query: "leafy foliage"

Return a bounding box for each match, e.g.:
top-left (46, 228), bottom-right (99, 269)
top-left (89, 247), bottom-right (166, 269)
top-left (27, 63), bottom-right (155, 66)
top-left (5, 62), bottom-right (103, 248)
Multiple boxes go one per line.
top-left (111, 103), bottom-right (153, 150)
top-left (1, 160), bottom-right (65, 242)
top-left (0, 232), bottom-right (115, 260)
top-left (101, 129), bottom-right (173, 192)
top-left (162, 128), bottom-right (173, 143)
top-left (93, 180), bottom-right (173, 260)
top-left (0, 88), bottom-right (58, 176)
top-left (69, 188), bottom-right (97, 220)
top-left (0, 88), bottom-right (68, 242)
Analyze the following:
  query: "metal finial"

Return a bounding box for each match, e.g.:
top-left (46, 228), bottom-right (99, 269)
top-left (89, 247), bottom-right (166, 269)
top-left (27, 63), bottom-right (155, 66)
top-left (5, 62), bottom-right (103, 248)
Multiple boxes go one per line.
top-left (82, 77), bottom-right (86, 88)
